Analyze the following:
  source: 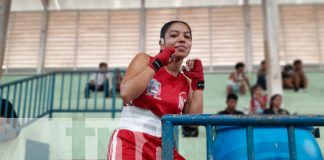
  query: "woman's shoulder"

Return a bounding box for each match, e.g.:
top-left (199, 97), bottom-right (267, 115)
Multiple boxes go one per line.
top-left (123, 53), bottom-right (151, 79)
top-left (134, 53), bottom-right (150, 60)
top-left (127, 53), bottom-right (151, 68)
top-left (279, 108), bottom-right (290, 115)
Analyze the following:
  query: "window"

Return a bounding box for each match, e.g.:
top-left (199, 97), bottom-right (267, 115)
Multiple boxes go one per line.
top-left (45, 11), bottom-right (77, 68)
top-left (4, 12), bottom-right (41, 69)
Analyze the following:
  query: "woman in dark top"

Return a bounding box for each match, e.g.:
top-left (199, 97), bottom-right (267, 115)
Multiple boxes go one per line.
top-left (263, 94), bottom-right (289, 115)
top-left (1, 98), bottom-right (20, 137)
top-left (0, 98), bottom-right (18, 118)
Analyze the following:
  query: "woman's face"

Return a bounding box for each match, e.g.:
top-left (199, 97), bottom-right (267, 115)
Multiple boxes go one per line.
top-left (273, 96), bottom-right (282, 108)
top-left (161, 23), bottom-right (192, 60)
top-left (254, 87), bottom-right (263, 97)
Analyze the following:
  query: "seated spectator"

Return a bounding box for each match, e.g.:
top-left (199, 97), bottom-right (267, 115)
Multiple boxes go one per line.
top-left (227, 62), bottom-right (251, 95)
top-left (282, 64), bottom-right (294, 89)
top-left (263, 94), bottom-right (289, 115)
top-left (256, 60), bottom-right (267, 91)
top-left (85, 62), bottom-right (110, 98)
top-left (0, 98), bottom-right (19, 137)
top-left (292, 59), bottom-right (307, 92)
top-left (218, 93), bottom-right (244, 115)
top-left (250, 84), bottom-right (267, 115)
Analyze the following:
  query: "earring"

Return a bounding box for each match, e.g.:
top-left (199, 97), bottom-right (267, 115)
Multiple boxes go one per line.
top-left (160, 38), bottom-right (165, 44)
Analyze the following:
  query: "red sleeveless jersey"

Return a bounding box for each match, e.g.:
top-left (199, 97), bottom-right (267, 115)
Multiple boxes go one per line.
top-left (132, 67), bottom-right (190, 117)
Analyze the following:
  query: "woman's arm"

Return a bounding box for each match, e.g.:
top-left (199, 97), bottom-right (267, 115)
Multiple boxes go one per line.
top-left (121, 48), bottom-right (175, 102)
top-left (183, 89), bottom-right (203, 114)
top-left (120, 53), bottom-right (155, 102)
top-left (182, 59), bottom-right (204, 114)
top-left (229, 72), bottom-right (235, 81)
top-left (230, 72), bottom-right (242, 83)
top-left (242, 73), bottom-right (250, 85)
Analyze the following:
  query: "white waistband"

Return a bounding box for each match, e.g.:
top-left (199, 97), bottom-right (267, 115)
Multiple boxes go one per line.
top-left (118, 106), bottom-right (162, 137)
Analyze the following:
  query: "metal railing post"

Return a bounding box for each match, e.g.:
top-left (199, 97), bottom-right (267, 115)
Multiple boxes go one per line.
top-left (162, 120), bottom-right (174, 160)
top-left (206, 125), bottom-right (214, 160)
top-left (246, 125), bottom-right (255, 160)
top-left (111, 70), bottom-right (116, 118)
top-left (68, 72), bottom-right (73, 110)
top-left (49, 73), bottom-right (56, 118)
top-left (288, 126), bottom-right (297, 160)
top-left (76, 72), bottom-right (81, 110)
top-left (59, 72), bottom-right (65, 112)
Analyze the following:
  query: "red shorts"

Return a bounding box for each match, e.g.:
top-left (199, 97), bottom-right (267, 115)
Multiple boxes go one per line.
top-left (107, 129), bottom-right (185, 160)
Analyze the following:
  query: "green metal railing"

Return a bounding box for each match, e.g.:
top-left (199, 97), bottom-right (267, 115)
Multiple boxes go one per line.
top-left (0, 70), bottom-right (123, 140)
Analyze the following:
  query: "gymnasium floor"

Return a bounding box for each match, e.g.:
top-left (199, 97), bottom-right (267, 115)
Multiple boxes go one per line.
top-left (0, 72), bottom-right (324, 159)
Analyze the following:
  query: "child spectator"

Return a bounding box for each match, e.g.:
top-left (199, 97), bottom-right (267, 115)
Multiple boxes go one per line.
top-left (227, 62), bottom-right (251, 95)
top-left (282, 64), bottom-right (294, 89)
top-left (218, 93), bottom-right (244, 115)
top-left (85, 62), bottom-right (110, 98)
top-left (249, 84), bottom-right (267, 115)
top-left (292, 59), bottom-right (308, 92)
top-left (263, 94), bottom-right (289, 115)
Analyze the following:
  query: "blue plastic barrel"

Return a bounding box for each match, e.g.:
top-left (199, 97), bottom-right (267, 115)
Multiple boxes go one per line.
top-left (213, 126), bottom-right (323, 160)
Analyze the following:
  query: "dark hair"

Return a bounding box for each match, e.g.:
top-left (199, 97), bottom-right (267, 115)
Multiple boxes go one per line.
top-left (227, 93), bottom-right (238, 102)
top-left (283, 64), bottom-right (293, 72)
top-left (261, 60), bottom-right (265, 65)
top-left (99, 62), bottom-right (107, 68)
top-left (269, 94), bottom-right (282, 109)
top-left (159, 21), bottom-right (192, 44)
top-left (252, 84), bottom-right (262, 94)
top-left (235, 62), bottom-right (245, 70)
top-left (293, 59), bottom-right (302, 66)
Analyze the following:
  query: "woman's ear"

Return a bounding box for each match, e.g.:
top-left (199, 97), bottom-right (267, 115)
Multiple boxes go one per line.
top-left (159, 38), bottom-right (165, 45)
top-left (159, 38), bottom-right (165, 51)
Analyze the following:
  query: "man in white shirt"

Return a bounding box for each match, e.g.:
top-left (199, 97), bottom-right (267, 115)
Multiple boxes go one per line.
top-left (85, 62), bottom-right (110, 98)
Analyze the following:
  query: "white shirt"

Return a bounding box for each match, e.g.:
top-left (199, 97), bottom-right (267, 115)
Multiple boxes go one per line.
top-left (90, 73), bottom-right (107, 86)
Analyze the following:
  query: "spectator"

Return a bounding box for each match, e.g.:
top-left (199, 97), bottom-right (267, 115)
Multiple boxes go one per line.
top-left (256, 60), bottom-right (267, 90)
top-left (282, 64), bottom-right (294, 89)
top-left (249, 84), bottom-right (267, 115)
top-left (292, 59), bottom-right (308, 92)
top-left (0, 99), bottom-right (18, 119)
top-left (227, 62), bottom-right (251, 95)
top-left (263, 94), bottom-right (289, 115)
top-left (0, 98), bottom-right (19, 136)
top-left (218, 93), bottom-right (244, 115)
top-left (85, 62), bottom-right (110, 98)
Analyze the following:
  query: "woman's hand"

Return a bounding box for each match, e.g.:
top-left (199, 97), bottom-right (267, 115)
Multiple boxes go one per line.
top-left (182, 59), bottom-right (205, 90)
top-left (148, 47), bottom-right (175, 72)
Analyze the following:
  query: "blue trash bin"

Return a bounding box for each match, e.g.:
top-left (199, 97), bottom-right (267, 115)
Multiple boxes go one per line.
top-left (213, 126), bottom-right (323, 160)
